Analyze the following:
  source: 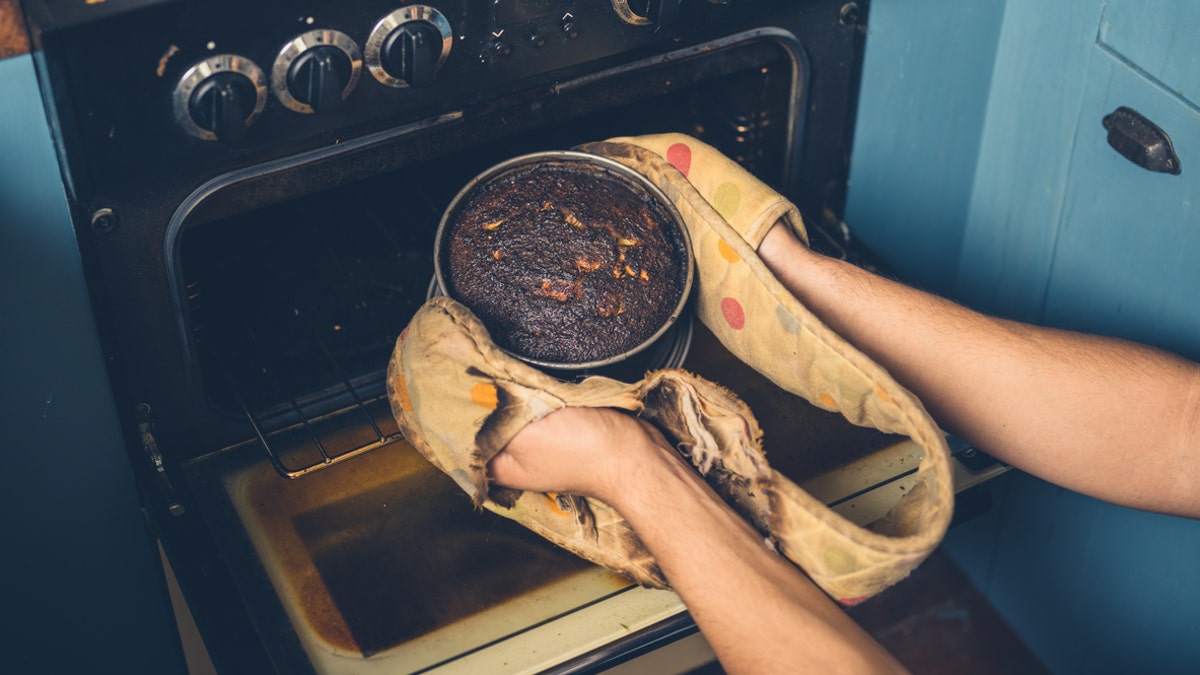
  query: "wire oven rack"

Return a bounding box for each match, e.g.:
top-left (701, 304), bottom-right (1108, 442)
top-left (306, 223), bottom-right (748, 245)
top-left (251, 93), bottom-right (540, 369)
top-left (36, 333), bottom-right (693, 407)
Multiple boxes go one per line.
top-left (189, 180), bottom-right (445, 478)
top-left (213, 342), bottom-right (404, 479)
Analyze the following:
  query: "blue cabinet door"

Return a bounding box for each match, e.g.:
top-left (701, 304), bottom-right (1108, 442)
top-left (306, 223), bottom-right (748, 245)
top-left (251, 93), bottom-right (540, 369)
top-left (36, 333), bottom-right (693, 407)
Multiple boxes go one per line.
top-left (946, 3), bottom-right (1200, 674)
top-left (0, 55), bottom-right (186, 675)
top-left (1041, 6), bottom-right (1200, 360)
top-left (1095, 0), bottom-right (1200, 110)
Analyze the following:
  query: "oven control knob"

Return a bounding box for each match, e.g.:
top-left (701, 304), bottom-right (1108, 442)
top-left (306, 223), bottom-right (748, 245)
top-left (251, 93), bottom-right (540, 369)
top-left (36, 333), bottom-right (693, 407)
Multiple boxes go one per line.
top-left (173, 55), bottom-right (267, 142)
top-left (273, 30), bottom-right (362, 114)
top-left (382, 22), bottom-right (441, 86)
top-left (612, 0), bottom-right (681, 26)
top-left (365, 6), bottom-right (453, 88)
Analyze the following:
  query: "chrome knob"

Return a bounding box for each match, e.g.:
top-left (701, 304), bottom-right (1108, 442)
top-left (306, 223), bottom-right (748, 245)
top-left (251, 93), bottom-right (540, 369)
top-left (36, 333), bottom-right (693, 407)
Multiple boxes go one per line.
top-left (272, 30), bottom-right (362, 114)
top-left (173, 55), bottom-right (268, 142)
top-left (365, 5), bottom-right (453, 88)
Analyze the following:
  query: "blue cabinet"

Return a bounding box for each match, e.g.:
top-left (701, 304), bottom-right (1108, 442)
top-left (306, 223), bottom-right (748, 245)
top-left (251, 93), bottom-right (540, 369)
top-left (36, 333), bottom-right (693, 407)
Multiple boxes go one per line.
top-left (852, 1), bottom-right (1200, 672)
top-left (1044, 3), bottom-right (1200, 360)
top-left (956, 0), bottom-right (1200, 348)
top-left (0, 55), bottom-right (185, 674)
top-left (1097, 0), bottom-right (1200, 110)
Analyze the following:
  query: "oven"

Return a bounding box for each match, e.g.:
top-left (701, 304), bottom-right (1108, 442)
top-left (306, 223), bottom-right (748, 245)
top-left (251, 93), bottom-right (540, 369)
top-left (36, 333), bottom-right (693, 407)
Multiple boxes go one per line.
top-left (21, 0), bottom-right (1004, 672)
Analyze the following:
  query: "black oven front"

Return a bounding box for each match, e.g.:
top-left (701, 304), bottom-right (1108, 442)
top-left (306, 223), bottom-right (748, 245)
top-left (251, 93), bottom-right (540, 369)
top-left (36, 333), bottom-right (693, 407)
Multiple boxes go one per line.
top-left (23, 1), bottom-right (877, 672)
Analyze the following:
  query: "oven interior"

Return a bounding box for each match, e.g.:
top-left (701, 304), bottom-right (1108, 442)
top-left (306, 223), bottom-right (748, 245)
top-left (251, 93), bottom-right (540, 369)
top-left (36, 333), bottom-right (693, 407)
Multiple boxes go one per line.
top-left (178, 39), bottom-right (798, 477)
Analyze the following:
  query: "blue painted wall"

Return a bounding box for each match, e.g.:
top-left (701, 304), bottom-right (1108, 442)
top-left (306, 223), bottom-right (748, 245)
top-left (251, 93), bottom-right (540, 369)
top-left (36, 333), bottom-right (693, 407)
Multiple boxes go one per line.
top-left (852, 0), bottom-right (1200, 672)
top-left (846, 0), bottom-right (1007, 292)
top-left (0, 55), bottom-right (185, 674)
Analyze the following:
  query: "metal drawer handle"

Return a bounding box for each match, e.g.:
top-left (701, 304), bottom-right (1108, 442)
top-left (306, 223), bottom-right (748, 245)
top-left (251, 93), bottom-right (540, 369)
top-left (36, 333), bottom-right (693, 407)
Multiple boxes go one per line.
top-left (1102, 106), bottom-right (1181, 175)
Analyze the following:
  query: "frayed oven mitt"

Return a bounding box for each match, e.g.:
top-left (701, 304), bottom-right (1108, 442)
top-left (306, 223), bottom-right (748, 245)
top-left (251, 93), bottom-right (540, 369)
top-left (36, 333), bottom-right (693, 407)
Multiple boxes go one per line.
top-left (390, 291), bottom-right (946, 603)
top-left (575, 134), bottom-right (954, 604)
top-left (389, 295), bottom-right (772, 590)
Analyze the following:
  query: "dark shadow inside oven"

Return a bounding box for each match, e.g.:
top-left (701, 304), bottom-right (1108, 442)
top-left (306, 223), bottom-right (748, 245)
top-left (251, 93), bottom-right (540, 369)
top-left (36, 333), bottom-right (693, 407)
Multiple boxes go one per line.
top-left (179, 39), bottom-right (799, 477)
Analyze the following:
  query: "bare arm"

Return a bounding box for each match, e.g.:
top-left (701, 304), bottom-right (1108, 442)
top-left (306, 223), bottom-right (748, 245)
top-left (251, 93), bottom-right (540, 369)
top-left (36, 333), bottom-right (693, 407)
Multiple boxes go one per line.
top-left (759, 225), bottom-right (1200, 518)
top-left (490, 408), bottom-right (907, 675)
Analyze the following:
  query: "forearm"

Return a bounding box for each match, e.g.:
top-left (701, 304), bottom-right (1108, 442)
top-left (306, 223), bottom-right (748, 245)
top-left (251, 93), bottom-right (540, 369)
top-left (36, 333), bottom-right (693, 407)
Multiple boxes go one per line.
top-left (761, 228), bottom-right (1200, 517)
top-left (599, 438), bottom-right (905, 675)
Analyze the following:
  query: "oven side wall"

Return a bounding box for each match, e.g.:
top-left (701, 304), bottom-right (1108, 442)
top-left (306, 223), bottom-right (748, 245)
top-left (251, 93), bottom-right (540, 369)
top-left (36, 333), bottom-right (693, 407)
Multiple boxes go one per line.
top-left (0, 53), bottom-right (185, 675)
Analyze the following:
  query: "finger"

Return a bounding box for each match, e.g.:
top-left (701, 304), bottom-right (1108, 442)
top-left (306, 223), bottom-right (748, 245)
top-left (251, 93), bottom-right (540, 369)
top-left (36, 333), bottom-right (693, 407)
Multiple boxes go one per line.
top-left (487, 450), bottom-right (523, 487)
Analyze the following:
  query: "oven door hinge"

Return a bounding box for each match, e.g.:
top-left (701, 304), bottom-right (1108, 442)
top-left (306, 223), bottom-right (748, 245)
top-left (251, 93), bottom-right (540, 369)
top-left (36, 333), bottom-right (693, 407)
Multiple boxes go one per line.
top-left (139, 420), bottom-right (186, 516)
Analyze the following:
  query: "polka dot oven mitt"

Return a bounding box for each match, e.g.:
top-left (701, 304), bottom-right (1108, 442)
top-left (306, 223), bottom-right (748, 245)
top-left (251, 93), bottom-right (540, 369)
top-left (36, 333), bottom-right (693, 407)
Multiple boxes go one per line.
top-left (577, 134), bottom-right (954, 603)
top-left (389, 296), bottom-right (802, 592)
top-left (388, 295), bottom-right (667, 588)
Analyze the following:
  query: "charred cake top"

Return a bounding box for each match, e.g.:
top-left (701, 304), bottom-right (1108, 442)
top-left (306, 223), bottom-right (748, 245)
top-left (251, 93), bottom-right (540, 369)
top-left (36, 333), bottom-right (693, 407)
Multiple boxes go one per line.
top-left (442, 158), bottom-right (689, 366)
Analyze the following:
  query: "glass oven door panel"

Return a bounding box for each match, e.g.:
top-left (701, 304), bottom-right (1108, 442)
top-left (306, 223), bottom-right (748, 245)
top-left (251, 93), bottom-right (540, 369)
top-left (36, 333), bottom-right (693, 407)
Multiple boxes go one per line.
top-left (188, 438), bottom-right (672, 674)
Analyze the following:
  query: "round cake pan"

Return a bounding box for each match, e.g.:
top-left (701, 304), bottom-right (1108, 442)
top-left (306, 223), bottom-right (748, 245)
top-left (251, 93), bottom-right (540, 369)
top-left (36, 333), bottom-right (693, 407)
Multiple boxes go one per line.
top-left (426, 274), bottom-right (694, 377)
top-left (433, 150), bottom-right (695, 371)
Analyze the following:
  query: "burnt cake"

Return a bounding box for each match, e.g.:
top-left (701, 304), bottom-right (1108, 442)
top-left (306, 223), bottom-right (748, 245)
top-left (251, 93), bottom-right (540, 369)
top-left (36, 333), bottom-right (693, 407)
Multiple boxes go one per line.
top-left (442, 158), bottom-right (689, 365)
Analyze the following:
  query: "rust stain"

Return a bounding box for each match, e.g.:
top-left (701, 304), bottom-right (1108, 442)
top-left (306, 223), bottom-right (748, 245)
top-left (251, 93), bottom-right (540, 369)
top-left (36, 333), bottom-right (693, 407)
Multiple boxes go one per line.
top-left (156, 44), bottom-right (180, 77)
top-left (0, 0), bottom-right (31, 59)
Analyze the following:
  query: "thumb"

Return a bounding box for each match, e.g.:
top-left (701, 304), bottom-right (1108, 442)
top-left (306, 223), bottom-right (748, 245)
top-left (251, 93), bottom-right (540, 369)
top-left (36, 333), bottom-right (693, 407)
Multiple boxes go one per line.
top-left (486, 449), bottom-right (525, 489)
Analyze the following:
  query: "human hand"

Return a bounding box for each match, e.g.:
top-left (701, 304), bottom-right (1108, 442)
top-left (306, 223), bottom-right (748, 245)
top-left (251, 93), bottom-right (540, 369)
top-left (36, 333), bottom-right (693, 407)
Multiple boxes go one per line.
top-left (758, 218), bottom-right (815, 268)
top-left (487, 407), bottom-right (672, 505)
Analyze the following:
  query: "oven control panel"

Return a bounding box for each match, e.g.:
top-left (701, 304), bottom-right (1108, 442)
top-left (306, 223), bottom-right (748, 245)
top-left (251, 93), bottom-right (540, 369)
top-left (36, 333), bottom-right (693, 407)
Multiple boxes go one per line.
top-left (160, 1), bottom-right (697, 142)
top-left (23, 0), bottom-right (818, 204)
top-left (169, 3), bottom-right (457, 141)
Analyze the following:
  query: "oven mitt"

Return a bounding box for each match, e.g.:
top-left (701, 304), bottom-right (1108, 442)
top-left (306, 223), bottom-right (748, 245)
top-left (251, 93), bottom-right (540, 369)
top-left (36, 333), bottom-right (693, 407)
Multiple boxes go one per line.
top-left (389, 291), bottom-right (950, 603)
top-left (571, 134), bottom-right (954, 603)
top-left (388, 295), bottom-right (751, 590)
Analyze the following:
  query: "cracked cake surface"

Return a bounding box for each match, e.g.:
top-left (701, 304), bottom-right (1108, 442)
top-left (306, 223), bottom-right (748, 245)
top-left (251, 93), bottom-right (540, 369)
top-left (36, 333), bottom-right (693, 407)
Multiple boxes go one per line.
top-left (444, 160), bottom-right (688, 365)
